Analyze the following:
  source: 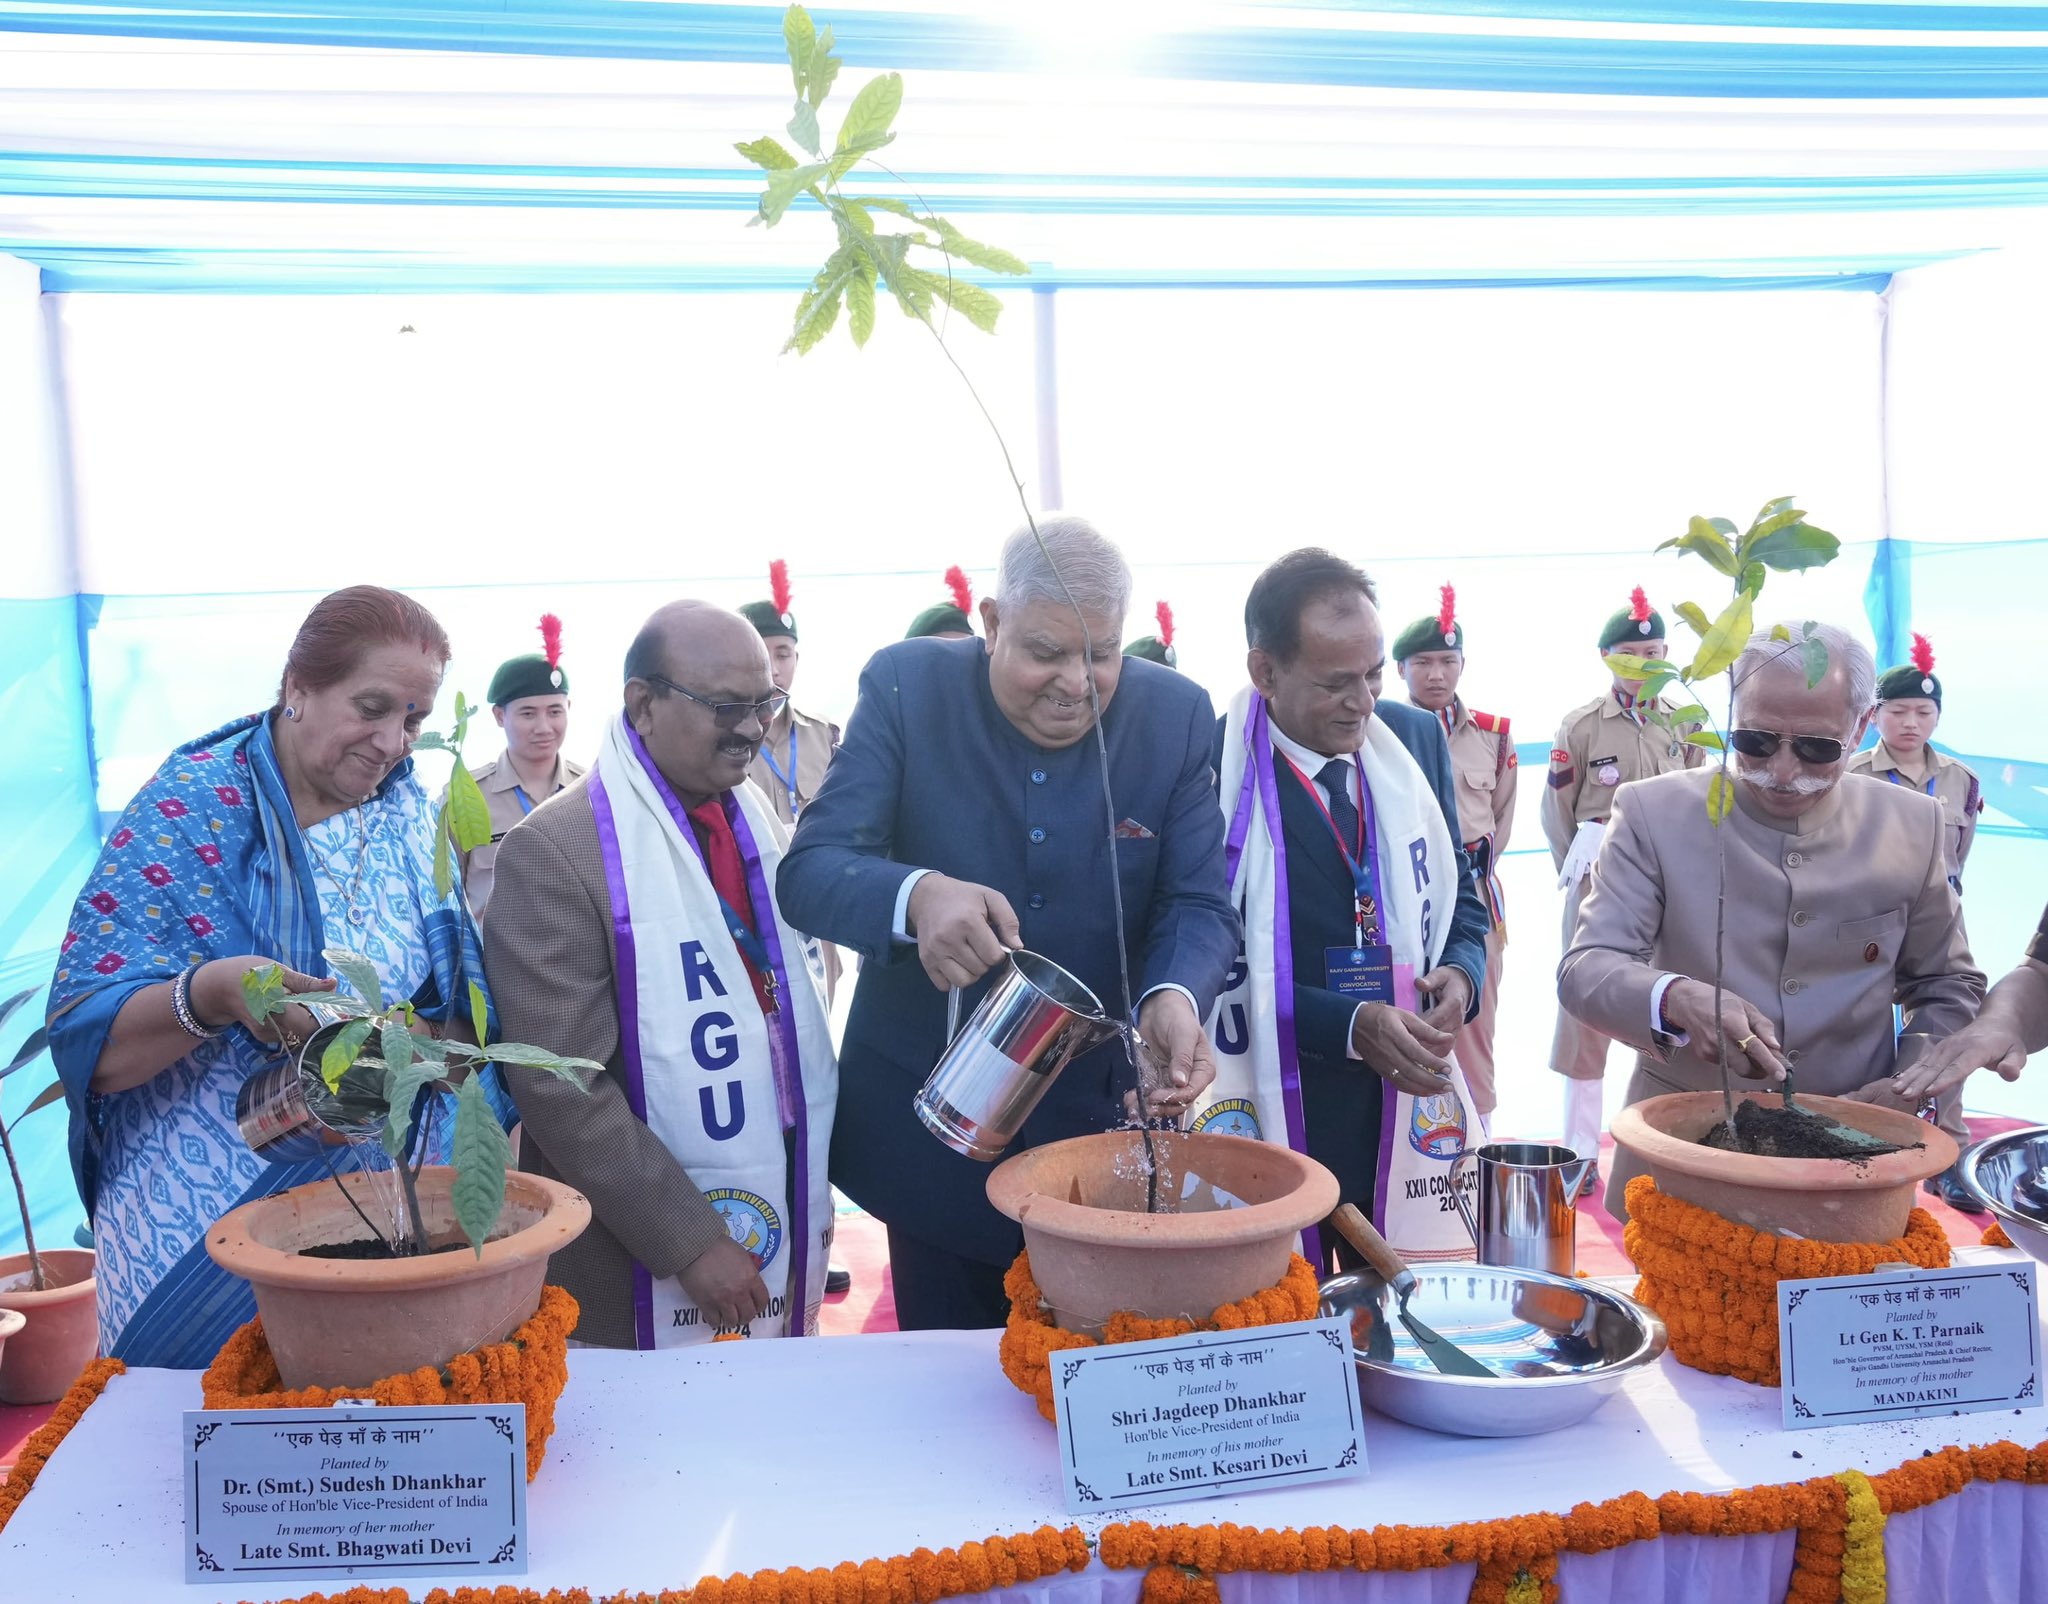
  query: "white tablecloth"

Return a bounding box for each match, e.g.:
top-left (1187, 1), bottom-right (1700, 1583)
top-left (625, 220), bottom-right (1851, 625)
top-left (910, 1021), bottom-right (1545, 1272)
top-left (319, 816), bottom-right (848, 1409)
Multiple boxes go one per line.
top-left (5, 1287), bottom-right (2045, 1604)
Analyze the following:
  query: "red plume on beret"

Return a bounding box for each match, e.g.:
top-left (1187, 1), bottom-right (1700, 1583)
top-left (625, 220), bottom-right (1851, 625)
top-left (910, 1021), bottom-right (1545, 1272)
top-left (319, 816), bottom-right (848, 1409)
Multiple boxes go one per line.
top-left (1155, 600), bottom-right (1175, 648)
top-left (1437, 583), bottom-right (1456, 635)
top-left (1629, 586), bottom-right (1652, 623)
top-left (945, 565), bottom-right (973, 614)
top-left (768, 559), bottom-right (793, 618)
top-left (538, 612), bottom-right (563, 670)
top-left (1910, 632), bottom-right (1935, 676)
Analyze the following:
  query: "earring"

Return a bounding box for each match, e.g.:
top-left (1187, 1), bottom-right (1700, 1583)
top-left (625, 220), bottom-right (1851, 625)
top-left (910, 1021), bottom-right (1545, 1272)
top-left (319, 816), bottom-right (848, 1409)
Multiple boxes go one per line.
top-left (283, 706), bottom-right (299, 721)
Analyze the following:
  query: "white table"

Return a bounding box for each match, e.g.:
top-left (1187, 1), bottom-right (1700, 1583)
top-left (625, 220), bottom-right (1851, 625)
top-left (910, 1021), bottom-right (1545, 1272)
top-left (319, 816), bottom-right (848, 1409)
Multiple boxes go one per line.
top-left (5, 1294), bottom-right (2044, 1603)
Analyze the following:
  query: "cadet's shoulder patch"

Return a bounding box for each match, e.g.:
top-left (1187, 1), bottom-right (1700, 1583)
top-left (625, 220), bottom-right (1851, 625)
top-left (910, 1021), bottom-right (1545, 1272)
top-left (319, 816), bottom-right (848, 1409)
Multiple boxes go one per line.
top-left (1548, 761), bottom-right (1575, 789)
top-left (1966, 775), bottom-right (1983, 814)
top-left (1548, 747), bottom-right (1572, 765)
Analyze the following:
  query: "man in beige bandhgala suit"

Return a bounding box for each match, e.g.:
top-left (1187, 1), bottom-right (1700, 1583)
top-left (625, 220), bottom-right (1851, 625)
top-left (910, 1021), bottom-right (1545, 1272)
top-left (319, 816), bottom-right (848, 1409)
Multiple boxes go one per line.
top-left (1557, 621), bottom-right (1985, 1223)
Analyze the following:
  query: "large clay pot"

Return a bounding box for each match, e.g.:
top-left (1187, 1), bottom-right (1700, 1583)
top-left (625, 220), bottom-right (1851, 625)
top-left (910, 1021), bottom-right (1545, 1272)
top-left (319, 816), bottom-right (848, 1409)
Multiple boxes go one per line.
top-left (207, 1166), bottom-right (589, 1390)
top-left (1611, 1091), bottom-right (1955, 1244)
top-left (0, 1247), bottom-right (99, 1404)
top-left (987, 1130), bottom-right (1338, 1336)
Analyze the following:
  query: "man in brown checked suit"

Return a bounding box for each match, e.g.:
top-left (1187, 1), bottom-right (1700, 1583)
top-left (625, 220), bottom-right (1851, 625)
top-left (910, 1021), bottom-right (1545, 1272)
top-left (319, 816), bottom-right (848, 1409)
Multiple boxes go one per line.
top-left (1557, 621), bottom-right (1986, 1224)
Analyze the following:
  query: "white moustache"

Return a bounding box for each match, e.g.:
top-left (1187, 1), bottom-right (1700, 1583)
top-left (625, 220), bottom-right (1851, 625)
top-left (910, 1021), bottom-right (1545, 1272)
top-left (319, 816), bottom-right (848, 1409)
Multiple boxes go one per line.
top-left (1735, 765), bottom-right (1834, 797)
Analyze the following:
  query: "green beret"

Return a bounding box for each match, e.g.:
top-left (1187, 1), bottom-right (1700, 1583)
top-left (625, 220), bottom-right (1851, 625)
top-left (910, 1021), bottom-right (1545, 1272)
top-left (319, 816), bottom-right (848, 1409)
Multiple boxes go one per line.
top-left (1599, 604), bottom-right (1665, 651)
top-left (488, 654), bottom-right (568, 705)
top-left (1877, 664), bottom-right (1941, 707)
top-left (1123, 637), bottom-right (1177, 669)
top-left (905, 603), bottom-right (973, 640)
top-left (1392, 614), bottom-right (1464, 662)
top-left (739, 600), bottom-right (797, 642)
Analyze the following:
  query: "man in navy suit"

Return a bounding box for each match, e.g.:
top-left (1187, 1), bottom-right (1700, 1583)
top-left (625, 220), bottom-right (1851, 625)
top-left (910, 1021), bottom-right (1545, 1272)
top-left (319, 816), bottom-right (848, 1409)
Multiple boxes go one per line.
top-left (778, 515), bottom-right (1239, 1329)
top-left (1218, 550), bottom-right (1491, 1242)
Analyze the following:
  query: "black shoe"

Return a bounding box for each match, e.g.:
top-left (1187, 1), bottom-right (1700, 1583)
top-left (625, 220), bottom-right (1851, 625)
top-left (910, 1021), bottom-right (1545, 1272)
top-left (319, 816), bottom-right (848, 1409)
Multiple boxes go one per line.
top-left (825, 1266), bottom-right (852, 1295)
top-left (1575, 1165), bottom-right (1601, 1203)
top-left (1926, 1166), bottom-right (1984, 1214)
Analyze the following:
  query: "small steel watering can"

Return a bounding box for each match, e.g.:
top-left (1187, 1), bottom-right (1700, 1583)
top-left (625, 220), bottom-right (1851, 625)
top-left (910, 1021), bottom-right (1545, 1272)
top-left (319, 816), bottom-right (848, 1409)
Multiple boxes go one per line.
top-left (913, 949), bottom-right (1133, 1162)
top-left (235, 1018), bottom-right (388, 1164)
top-left (1448, 1141), bottom-right (1595, 1278)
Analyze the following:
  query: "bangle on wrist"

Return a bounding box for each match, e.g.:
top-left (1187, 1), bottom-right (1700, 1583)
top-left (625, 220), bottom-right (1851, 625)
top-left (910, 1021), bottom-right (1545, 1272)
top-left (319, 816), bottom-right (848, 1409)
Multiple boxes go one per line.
top-left (171, 963), bottom-right (224, 1041)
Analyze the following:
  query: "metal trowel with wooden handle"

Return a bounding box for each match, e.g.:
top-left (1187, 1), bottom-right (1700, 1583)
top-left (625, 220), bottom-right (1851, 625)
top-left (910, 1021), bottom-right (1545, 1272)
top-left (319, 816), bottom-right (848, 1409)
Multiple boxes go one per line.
top-left (1330, 1204), bottom-right (1494, 1379)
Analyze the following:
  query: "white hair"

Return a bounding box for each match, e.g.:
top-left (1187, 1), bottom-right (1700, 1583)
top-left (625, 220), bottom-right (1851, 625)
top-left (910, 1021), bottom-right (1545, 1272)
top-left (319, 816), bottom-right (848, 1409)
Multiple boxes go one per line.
top-left (994, 513), bottom-right (1132, 623)
top-left (1733, 620), bottom-right (1877, 721)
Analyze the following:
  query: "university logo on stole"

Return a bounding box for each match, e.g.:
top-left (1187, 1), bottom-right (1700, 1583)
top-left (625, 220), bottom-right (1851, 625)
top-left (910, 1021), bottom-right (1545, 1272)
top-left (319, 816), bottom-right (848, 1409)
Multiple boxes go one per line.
top-left (705, 1187), bottom-right (783, 1269)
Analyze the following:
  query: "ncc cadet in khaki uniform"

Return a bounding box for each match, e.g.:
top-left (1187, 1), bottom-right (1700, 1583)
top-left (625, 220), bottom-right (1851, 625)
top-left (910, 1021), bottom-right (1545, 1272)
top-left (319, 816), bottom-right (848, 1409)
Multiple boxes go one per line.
top-left (456, 614), bottom-right (586, 918)
top-left (1846, 631), bottom-right (1987, 1211)
top-left (905, 565), bottom-right (978, 641)
top-left (1393, 585), bottom-right (1515, 1122)
top-left (1542, 588), bottom-right (1703, 1192)
top-left (1122, 598), bottom-right (1179, 670)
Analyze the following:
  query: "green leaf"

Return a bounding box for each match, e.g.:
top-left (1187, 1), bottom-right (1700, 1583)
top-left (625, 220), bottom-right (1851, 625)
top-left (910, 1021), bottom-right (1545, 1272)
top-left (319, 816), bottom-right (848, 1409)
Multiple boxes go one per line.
top-left (1706, 769), bottom-right (1735, 826)
top-left (433, 812), bottom-right (452, 901)
top-left (1745, 520), bottom-right (1841, 574)
top-left (379, 1018), bottom-right (415, 1077)
top-left (408, 731), bottom-right (453, 754)
top-left (782, 4), bottom-right (815, 98)
top-left (1673, 601), bottom-right (1713, 638)
top-left (320, 1017), bottom-right (375, 1095)
top-left (835, 72), bottom-right (901, 157)
top-left (1800, 631), bottom-right (1831, 690)
top-left (805, 25), bottom-right (840, 109)
top-left (1707, 517), bottom-right (1738, 538)
top-left (787, 99), bottom-right (821, 157)
top-left (920, 222), bottom-right (1029, 277)
top-left (322, 946), bottom-right (384, 1011)
top-left (450, 690), bottom-right (471, 749)
top-left (1769, 622), bottom-right (1792, 642)
top-left (1662, 703), bottom-right (1710, 727)
top-left (1687, 731), bottom-right (1726, 751)
top-left (1691, 592), bottom-right (1755, 681)
top-left (242, 963), bottom-right (287, 1022)
top-left (11, 1078), bottom-right (64, 1126)
top-left (846, 268), bottom-right (877, 347)
top-left (735, 136), bottom-right (800, 173)
top-left (447, 760), bottom-right (492, 853)
top-left (921, 269), bottom-right (1003, 334)
top-left (1636, 665), bottom-right (1678, 701)
top-left (450, 1072), bottom-right (513, 1257)
top-left (379, 1052), bottom-right (443, 1162)
top-left (3, 1026), bottom-right (49, 1080)
top-left (478, 1041), bottom-right (604, 1081)
top-left (0, 987), bottom-right (35, 1038)
top-left (1660, 516), bottom-right (1741, 577)
top-left (757, 161), bottom-right (832, 227)
top-left (1602, 652), bottom-right (1663, 681)
top-left (468, 980), bottom-right (491, 1050)
top-left (785, 243), bottom-right (865, 353)
top-left (1738, 497), bottom-right (1803, 556)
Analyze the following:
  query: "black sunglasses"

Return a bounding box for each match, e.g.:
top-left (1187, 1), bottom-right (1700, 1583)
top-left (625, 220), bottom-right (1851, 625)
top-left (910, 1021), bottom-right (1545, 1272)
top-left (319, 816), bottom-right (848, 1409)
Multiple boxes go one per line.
top-left (1728, 728), bottom-right (1849, 765)
top-left (642, 674), bottom-right (788, 730)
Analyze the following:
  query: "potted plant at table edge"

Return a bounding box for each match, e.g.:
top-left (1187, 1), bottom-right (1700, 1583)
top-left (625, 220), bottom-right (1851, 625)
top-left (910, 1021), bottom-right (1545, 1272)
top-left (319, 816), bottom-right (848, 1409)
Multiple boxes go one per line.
top-left (0, 986), bottom-right (102, 1404)
top-left (1602, 506), bottom-right (1957, 1238)
top-left (200, 690), bottom-right (603, 1388)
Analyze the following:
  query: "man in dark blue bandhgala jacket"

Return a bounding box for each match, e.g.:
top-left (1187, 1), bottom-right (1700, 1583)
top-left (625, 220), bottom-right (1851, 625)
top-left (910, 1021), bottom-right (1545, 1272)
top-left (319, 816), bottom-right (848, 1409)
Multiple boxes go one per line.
top-left (778, 516), bottom-right (1239, 1330)
top-left (1211, 550), bottom-right (1491, 1256)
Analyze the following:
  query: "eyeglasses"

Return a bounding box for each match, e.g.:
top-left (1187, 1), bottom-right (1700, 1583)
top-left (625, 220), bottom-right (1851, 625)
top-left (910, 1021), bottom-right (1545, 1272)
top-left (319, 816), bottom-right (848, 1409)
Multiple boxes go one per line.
top-left (641, 675), bottom-right (788, 730)
top-left (1728, 728), bottom-right (1849, 765)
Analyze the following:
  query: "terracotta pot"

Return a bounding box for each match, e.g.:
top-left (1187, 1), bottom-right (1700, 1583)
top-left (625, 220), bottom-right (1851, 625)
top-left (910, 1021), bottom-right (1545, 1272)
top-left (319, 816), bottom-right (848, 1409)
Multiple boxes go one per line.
top-left (986, 1130), bottom-right (1339, 1336)
top-left (1611, 1091), bottom-right (1956, 1244)
top-left (0, 1247), bottom-right (100, 1405)
top-left (207, 1166), bottom-right (589, 1390)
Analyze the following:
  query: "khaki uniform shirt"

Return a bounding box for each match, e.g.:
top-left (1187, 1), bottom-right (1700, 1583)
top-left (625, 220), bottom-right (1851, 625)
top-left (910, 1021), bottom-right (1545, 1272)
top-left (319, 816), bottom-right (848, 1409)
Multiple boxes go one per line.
top-left (745, 704), bottom-right (839, 826)
top-left (1542, 689), bottom-right (1705, 868)
top-left (1432, 699), bottom-right (1517, 933)
top-left (1846, 742), bottom-right (1983, 890)
top-left (455, 753), bottom-right (587, 917)
top-left (1559, 769), bottom-right (1985, 1213)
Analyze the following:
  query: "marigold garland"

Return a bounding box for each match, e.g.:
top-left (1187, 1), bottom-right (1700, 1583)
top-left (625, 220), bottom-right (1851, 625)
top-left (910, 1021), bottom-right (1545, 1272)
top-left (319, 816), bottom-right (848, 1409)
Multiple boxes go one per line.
top-left (1622, 1176), bottom-right (1950, 1384)
top-left (199, 1285), bottom-right (578, 1480)
top-left (0, 1357), bottom-right (126, 1536)
top-left (1837, 1469), bottom-right (1887, 1604)
top-left (998, 1250), bottom-right (1322, 1422)
top-left (1983, 1220), bottom-right (2015, 1248)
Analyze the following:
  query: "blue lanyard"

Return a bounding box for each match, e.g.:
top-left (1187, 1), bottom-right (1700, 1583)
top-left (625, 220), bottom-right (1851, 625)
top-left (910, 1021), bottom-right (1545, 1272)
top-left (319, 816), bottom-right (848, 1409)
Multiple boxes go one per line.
top-left (1280, 753), bottom-right (1383, 945)
top-left (673, 803), bottom-right (778, 1006)
top-left (1881, 768), bottom-right (1938, 798)
top-left (758, 725), bottom-right (801, 812)
top-left (511, 784), bottom-right (535, 816)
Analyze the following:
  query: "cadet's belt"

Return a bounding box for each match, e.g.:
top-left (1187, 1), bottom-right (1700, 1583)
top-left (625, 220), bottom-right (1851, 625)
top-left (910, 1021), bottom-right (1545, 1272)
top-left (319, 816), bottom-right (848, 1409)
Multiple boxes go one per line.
top-left (1464, 833), bottom-right (1507, 935)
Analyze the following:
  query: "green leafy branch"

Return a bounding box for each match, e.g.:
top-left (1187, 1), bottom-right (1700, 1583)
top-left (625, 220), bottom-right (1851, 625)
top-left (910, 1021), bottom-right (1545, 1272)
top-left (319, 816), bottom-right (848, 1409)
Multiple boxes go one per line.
top-left (738, 4), bottom-right (1029, 354)
top-left (409, 690), bottom-right (492, 900)
top-left (243, 949), bottom-right (598, 1255)
top-left (1, 986), bottom-right (63, 1290)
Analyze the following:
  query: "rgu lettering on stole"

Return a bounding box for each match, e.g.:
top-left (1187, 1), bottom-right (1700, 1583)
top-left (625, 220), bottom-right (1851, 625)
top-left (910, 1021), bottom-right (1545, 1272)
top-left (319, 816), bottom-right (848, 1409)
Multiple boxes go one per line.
top-left (679, 939), bottom-right (745, 1142)
top-left (1214, 948), bottom-right (1250, 1058)
top-left (1409, 835), bottom-right (1433, 952)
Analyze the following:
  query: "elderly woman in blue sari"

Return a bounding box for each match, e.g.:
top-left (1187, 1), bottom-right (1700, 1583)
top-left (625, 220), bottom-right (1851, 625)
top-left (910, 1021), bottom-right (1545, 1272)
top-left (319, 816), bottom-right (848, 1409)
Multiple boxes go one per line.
top-left (48, 585), bottom-right (505, 1367)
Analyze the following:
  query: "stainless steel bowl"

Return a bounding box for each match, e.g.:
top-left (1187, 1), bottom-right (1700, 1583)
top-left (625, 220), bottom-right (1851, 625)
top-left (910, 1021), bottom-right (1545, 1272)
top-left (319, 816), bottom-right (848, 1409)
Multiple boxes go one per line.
top-left (1959, 1126), bottom-right (2048, 1266)
top-left (1319, 1262), bottom-right (1667, 1437)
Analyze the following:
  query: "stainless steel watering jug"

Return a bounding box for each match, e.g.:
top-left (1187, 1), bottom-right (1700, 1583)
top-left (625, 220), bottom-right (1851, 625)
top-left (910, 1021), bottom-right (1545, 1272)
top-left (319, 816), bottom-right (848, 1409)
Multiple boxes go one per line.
top-left (1448, 1141), bottom-right (1595, 1278)
top-left (235, 1019), bottom-right (387, 1163)
top-left (913, 949), bottom-right (1130, 1162)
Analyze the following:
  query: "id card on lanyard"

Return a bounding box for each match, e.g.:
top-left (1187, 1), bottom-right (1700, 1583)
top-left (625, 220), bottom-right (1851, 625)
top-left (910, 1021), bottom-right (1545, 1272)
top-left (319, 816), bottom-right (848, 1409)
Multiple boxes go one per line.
top-left (1280, 754), bottom-right (1401, 1007)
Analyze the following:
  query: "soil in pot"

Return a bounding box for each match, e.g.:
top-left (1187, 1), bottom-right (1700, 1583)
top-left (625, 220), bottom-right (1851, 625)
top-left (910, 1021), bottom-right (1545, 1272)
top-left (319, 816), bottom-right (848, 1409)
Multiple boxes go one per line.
top-left (299, 1239), bottom-right (467, 1261)
top-left (1698, 1099), bottom-right (1917, 1162)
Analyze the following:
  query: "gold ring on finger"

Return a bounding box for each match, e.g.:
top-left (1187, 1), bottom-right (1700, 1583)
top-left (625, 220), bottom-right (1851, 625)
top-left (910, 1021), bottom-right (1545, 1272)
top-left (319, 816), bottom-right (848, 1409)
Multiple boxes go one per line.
top-left (1735, 1035), bottom-right (1755, 1053)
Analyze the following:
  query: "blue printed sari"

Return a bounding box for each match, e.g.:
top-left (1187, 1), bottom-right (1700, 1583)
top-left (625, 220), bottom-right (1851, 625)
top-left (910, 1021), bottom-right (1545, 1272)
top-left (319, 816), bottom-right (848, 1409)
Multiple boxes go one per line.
top-left (47, 712), bottom-right (508, 1367)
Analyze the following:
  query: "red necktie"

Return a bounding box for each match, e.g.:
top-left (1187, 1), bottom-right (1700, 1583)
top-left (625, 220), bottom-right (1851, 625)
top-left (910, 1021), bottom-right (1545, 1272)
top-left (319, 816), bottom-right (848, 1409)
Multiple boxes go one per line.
top-left (687, 798), bottom-right (772, 1013)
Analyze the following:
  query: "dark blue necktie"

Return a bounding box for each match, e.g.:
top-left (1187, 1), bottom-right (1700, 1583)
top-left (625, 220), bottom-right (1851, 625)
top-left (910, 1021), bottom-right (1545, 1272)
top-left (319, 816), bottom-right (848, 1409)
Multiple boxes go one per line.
top-left (1317, 758), bottom-right (1361, 857)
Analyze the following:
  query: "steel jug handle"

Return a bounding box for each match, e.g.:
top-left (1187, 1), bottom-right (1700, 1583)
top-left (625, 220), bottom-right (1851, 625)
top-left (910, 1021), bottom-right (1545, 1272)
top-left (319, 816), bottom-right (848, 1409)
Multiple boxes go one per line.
top-left (946, 986), bottom-right (963, 1047)
top-left (1562, 1150), bottom-right (1597, 1201)
top-left (1447, 1147), bottom-right (1480, 1248)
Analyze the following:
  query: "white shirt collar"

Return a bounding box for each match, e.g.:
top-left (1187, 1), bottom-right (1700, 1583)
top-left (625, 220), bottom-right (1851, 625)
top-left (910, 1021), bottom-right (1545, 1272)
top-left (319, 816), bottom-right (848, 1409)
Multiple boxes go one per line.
top-left (1263, 704), bottom-right (1360, 804)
